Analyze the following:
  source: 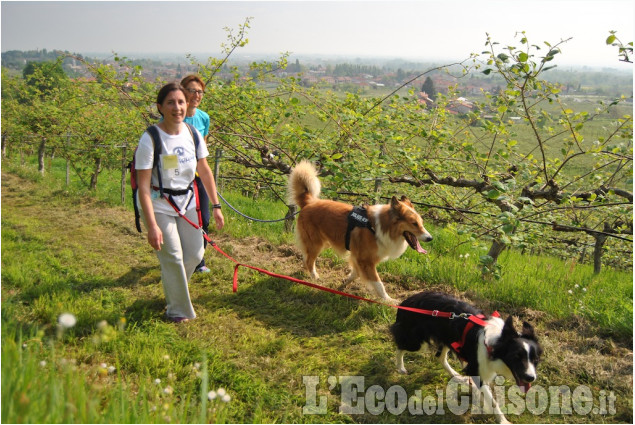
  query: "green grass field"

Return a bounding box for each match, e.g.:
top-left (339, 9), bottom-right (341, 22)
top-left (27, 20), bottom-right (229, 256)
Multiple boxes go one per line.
top-left (1, 157), bottom-right (632, 423)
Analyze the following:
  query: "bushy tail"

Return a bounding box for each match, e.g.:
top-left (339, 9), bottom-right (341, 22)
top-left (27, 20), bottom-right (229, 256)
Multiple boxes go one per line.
top-left (287, 160), bottom-right (321, 209)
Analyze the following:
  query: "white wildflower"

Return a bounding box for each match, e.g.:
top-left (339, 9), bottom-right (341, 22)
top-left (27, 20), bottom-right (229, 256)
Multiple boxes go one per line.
top-left (107, 365), bottom-right (116, 374)
top-left (217, 388), bottom-right (226, 397)
top-left (221, 394), bottom-right (231, 403)
top-left (207, 390), bottom-right (217, 400)
top-left (154, 378), bottom-right (162, 385)
top-left (163, 385), bottom-right (173, 395)
top-left (39, 360), bottom-right (47, 367)
top-left (58, 313), bottom-right (77, 329)
top-left (568, 290), bottom-right (573, 295)
top-left (100, 363), bottom-right (108, 369)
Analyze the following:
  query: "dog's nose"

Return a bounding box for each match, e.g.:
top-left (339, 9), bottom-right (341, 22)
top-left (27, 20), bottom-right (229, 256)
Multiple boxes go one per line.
top-left (522, 372), bottom-right (536, 383)
top-left (422, 233), bottom-right (433, 242)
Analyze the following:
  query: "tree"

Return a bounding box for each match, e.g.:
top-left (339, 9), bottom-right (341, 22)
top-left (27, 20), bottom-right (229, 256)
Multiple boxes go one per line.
top-left (421, 76), bottom-right (437, 100)
top-left (23, 60), bottom-right (68, 96)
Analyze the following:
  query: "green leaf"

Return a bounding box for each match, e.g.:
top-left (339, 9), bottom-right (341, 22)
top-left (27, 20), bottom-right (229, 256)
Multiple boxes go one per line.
top-left (606, 35), bottom-right (617, 45)
top-left (518, 197), bottom-right (534, 205)
top-left (518, 52), bottom-right (529, 62)
top-left (497, 53), bottom-right (510, 62)
top-left (487, 189), bottom-right (501, 199)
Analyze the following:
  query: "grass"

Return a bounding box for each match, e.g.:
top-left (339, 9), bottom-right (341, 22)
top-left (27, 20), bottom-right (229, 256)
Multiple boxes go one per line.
top-left (1, 156), bottom-right (633, 423)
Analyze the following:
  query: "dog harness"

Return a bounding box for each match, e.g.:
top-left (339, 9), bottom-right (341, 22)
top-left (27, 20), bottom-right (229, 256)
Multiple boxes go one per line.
top-left (451, 311), bottom-right (500, 360)
top-left (345, 206), bottom-right (375, 250)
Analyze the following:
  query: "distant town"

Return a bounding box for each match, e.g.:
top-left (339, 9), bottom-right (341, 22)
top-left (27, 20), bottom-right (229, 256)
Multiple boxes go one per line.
top-left (2, 48), bottom-right (632, 104)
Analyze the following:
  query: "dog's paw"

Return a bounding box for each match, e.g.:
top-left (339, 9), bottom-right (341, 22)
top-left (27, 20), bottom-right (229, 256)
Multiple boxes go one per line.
top-left (382, 296), bottom-right (398, 305)
top-left (397, 367), bottom-right (409, 375)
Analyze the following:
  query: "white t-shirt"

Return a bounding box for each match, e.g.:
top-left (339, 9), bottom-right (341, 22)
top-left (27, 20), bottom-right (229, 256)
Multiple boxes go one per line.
top-left (135, 124), bottom-right (209, 216)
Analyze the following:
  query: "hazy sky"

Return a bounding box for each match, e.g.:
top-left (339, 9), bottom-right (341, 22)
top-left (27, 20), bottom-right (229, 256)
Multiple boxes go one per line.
top-left (1, 0), bottom-right (633, 67)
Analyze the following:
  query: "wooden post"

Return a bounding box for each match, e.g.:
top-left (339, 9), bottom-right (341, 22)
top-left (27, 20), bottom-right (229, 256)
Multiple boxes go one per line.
top-left (66, 133), bottom-right (70, 186)
top-left (121, 145), bottom-right (128, 204)
top-left (214, 148), bottom-right (223, 192)
top-left (38, 137), bottom-right (46, 175)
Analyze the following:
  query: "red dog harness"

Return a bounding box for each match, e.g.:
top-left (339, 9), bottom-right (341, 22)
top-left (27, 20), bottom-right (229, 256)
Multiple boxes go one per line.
top-left (451, 311), bottom-right (501, 360)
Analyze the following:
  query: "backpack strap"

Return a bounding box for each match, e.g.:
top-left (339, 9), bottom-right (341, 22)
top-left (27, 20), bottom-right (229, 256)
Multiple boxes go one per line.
top-left (145, 125), bottom-right (164, 196)
top-left (184, 122), bottom-right (201, 155)
top-left (133, 125), bottom-right (163, 233)
top-left (183, 122), bottom-right (203, 227)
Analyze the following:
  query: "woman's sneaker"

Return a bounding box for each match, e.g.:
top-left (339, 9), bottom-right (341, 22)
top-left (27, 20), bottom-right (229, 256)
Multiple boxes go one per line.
top-left (196, 266), bottom-right (210, 273)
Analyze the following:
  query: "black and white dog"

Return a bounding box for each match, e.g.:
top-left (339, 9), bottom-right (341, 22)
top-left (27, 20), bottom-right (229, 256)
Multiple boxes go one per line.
top-left (390, 291), bottom-right (543, 424)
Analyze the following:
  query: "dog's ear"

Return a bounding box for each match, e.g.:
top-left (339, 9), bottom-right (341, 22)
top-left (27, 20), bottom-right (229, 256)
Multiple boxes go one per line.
top-left (390, 196), bottom-right (400, 209)
top-left (521, 321), bottom-right (537, 341)
top-left (501, 316), bottom-right (519, 340)
top-left (400, 195), bottom-right (414, 207)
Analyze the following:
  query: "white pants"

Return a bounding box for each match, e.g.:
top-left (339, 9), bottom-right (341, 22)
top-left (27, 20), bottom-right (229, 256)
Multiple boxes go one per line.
top-left (148, 208), bottom-right (204, 320)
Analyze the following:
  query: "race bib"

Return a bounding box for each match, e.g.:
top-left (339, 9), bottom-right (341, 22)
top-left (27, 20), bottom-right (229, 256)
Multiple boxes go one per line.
top-left (162, 154), bottom-right (179, 178)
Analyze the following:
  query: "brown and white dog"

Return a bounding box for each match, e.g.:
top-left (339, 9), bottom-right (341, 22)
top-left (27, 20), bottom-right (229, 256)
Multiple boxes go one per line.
top-left (287, 160), bottom-right (433, 303)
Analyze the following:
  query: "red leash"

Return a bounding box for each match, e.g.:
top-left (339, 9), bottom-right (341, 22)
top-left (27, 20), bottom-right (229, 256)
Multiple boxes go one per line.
top-left (161, 188), bottom-right (496, 328)
top-left (208, 240), bottom-right (495, 323)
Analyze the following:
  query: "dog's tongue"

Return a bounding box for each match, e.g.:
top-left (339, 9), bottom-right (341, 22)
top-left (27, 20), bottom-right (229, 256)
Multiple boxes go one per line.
top-left (412, 239), bottom-right (427, 254)
top-left (404, 232), bottom-right (428, 254)
top-left (519, 381), bottom-right (531, 393)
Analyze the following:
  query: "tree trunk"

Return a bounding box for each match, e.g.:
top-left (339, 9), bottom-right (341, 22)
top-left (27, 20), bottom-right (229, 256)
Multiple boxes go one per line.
top-left (90, 157), bottom-right (102, 191)
top-left (591, 225), bottom-right (611, 274)
top-left (578, 246), bottom-right (587, 264)
top-left (1, 132), bottom-right (7, 158)
top-left (38, 138), bottom-right (46, 175)
top-left (285, 204), bottom-right (297, 233)
top-left (487, 239), bottom-right (507, 264)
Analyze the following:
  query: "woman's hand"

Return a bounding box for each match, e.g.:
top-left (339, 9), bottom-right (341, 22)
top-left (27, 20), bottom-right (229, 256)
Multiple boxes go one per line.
top-left (212, 208), bottom-right (225, 230)
top-left (147, 224), bottom-right (164, 251)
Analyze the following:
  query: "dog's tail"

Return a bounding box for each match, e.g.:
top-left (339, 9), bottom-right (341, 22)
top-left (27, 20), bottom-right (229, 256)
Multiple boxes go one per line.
top-left (288, 160), bottom-right (321, 209)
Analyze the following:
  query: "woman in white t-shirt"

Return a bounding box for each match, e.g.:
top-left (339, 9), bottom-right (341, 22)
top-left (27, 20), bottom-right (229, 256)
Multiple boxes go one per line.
top-left (136, 82), bottom-right (224, 323)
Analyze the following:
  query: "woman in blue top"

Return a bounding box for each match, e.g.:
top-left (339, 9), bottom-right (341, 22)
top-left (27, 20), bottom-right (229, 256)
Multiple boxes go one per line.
top-left (181, 74), bottom-right (217, 273)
